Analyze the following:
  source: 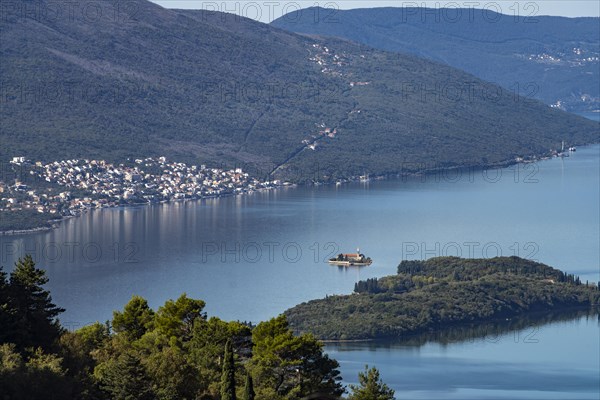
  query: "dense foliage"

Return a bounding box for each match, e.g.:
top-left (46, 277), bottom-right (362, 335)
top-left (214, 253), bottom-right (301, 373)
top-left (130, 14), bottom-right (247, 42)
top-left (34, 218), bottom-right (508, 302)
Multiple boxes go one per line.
top-left (285, 257), bottom-right (600, 340)
top-left (1, 1), bottom-right (598, 182)
top-left (354, 278), bottom-right (383, 294)
top-left (1, 256), bottom-right (389, 400)
top-left (0, 210), bottom-right (59, 232)
top-left (3, 255), bottom-right (596, 398)
top-left (348, 366), bottom-right (395, 400)
top-left (0, 255), bottom-right (64, 352)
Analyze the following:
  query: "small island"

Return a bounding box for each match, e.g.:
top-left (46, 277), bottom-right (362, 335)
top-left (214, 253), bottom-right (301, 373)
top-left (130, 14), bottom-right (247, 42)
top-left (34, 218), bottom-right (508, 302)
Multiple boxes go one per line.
top-left (328, 249), bottom-right (373, 266)
top-left (286, 256), bottom-right (600, 341)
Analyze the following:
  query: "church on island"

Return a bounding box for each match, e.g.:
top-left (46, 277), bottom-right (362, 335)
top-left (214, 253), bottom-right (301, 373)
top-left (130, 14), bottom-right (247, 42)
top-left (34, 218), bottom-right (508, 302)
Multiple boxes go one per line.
top-left (328, 248), bottom-right (373, 266)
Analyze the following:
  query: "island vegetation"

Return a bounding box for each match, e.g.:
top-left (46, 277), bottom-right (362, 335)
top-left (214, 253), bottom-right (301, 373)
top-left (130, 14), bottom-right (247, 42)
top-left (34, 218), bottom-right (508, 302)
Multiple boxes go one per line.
top-left (0, 256), bottom-right (393, 400)
top-left (285, 256), bottom-right (600, 341)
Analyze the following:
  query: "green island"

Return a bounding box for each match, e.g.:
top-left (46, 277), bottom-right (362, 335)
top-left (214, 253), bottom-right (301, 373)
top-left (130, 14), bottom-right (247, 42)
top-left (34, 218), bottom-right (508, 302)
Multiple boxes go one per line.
top-left (285, 256), bottom-right (600, 341)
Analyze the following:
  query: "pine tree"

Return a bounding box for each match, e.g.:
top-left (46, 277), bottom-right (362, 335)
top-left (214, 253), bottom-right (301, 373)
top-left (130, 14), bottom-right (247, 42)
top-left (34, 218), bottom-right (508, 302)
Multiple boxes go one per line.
top-left (0, 267), bottom-right (15, 344)
top-left (7, 255), bottom-right (64, 351)
top-left (220, 339), bottom-right (236, 400)
top-left (249, 315), bottom-right (344, 398)
top-left (348, 365), bottom-right (395, 400)
top-left (96, 352), bottom-right (156, 400)
top-left (244, 373), bottom-right (255, 400)
top-left (112, 295), bottom-right (155, 341)
top-left (154, 294), bottom-right (206, 341)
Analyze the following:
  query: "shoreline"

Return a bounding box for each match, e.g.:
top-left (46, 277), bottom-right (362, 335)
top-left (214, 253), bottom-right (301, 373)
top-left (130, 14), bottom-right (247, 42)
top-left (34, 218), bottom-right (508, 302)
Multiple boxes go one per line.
top-left (0, 225), bottom-right (55, 236)
top-left (0, 215), bottom-right (77, 237)
top-left (0, 188), bottom-right (281, 236)
top-left (2, 143), bottom-right (598, 236)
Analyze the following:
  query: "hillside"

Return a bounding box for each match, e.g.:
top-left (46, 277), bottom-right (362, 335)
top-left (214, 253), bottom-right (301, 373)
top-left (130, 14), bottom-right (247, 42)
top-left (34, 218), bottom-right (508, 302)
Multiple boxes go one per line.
top-left (285, 257), bottom-right (600, 340)
top-left (272, 7), bottom-right (600, 113)
top-left (1, 1), bottom-right (598, 181)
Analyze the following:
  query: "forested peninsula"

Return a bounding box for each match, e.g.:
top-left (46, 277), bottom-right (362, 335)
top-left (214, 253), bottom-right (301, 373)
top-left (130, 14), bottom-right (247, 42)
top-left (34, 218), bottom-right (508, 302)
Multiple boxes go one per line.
top-left (285, 257), bottom-right (600, 341)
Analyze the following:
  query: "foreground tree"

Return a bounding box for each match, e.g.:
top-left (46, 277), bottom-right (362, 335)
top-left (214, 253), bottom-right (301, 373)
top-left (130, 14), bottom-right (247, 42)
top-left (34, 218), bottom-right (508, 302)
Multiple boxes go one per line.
top-left (348, 366), bottom-right (395, 400)
top-left (248, 315), bottom-right (344, 399)
top-left (0, 267), bottom-right (14, 344)
top-left (154, 294), bottom-right (206, 342)
top-left (59, 322), bottom-right (110, 399)
top-left (112, 295), bottom-right (155, 342)
top-left (6, 256), bottom-right (64, 351)
top-left (0, 256), bottom-right (398, 400)
top-left (141, 337), bottom-right (201, 400)
top-left (187, 317), bottom-right (252, 397)
top-left (0, 343), bottom-right (72, 399)
top-left (220, 339), bottom-right (236, 400)
top-left (95, 351), bottom-right (156, 400)
top-left (244, 373), bottom-right (255, 400)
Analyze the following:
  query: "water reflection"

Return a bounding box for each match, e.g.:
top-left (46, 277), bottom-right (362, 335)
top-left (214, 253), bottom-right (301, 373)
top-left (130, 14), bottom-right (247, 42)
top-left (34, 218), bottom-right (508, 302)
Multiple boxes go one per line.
top-left (329, 307), bottom-right (599, 350)
top-left (328, 311), bottom-right (600, 399)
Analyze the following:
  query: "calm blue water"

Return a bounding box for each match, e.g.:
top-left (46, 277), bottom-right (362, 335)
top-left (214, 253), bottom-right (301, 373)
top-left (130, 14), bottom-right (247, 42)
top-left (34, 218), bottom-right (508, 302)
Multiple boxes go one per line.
top-left (0, 141), bottom-right (598, 398)
top-left (2, 145), bottom-right (598, 325)
top-left (328, 313), bottom-right (600, 399)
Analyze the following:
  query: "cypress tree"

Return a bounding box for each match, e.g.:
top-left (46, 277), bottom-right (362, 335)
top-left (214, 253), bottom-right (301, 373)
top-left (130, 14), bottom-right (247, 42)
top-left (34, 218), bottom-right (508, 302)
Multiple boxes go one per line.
top-left (244, 373), bottom-right (255, 400)
top-left (220, 339), bottom-right (236, 400)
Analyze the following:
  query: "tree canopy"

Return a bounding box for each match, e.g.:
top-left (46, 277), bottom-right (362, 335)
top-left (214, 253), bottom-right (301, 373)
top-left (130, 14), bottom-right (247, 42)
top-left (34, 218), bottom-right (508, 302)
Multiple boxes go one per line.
top-left (286, 257), bottom-right (600, 340)
top-left (0, 255), bottom-right (369, 399)
top-left (0, 256), bottom-right (64, 351)
top-left (348, 366), bottom-right (395, 400)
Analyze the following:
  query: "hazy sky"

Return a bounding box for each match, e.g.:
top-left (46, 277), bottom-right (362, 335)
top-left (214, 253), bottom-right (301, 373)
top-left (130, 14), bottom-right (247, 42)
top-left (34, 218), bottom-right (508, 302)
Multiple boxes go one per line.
top-left (152, 1), bottom-right (600, 22)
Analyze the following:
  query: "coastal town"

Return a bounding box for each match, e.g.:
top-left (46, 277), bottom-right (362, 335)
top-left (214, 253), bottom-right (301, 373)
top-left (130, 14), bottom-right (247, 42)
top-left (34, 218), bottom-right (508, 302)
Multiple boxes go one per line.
top-left (0, 156), bottom-right (284, 224)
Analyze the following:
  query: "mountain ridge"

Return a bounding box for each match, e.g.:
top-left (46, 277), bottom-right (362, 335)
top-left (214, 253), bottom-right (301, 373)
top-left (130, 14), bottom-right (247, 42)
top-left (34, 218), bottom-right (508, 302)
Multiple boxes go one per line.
top-left (1, 0), bottom-right (598, 182)
top-left (272, 6), bottom-right (600, 113)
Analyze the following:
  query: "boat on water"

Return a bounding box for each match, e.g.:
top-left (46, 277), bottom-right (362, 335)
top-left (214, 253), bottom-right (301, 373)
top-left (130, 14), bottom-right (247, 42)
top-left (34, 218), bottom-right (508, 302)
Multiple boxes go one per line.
top-left (328, 248), bottom-right (373, 266)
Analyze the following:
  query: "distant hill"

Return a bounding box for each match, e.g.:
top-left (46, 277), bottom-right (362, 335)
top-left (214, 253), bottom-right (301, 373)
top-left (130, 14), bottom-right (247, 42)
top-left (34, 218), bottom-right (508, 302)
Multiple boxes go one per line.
top-left (1, 1), bottom-right (598, 182)
top-left (272, 7), bottom-right (600, 113)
